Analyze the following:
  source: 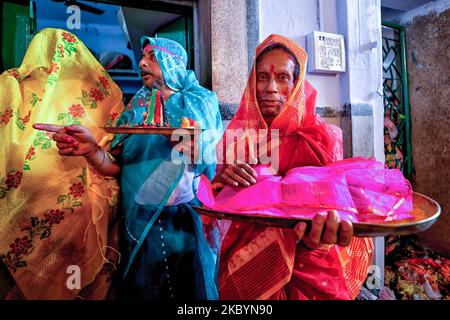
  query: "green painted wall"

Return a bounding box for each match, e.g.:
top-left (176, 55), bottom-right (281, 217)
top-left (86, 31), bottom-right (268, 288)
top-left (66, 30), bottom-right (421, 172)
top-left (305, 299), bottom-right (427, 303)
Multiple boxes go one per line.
top-left (156, 16), bottom-right (194, 69)
top-left (2, 2), bottom-right (34, 71)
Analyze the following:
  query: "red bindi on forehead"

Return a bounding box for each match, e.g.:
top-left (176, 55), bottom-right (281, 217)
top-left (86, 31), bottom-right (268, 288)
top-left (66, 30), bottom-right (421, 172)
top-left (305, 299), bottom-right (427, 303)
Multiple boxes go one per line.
top-left (269, 64), bottom-right (275, 74)
top-left (143, 44), bottom-right (153, 54)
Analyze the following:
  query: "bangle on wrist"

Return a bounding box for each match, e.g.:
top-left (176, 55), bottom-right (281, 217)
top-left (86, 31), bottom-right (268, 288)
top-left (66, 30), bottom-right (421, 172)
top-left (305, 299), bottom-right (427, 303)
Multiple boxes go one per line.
top-left (84, 143), bottom-right (100, 158)
top-left (105, 150), bottom-right (116, 163)
top-left (88, 147), bottom-right (106, 168)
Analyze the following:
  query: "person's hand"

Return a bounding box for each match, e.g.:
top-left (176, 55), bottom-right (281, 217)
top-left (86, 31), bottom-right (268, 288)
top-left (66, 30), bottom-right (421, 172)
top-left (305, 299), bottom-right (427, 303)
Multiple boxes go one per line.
top-left (294, 210), bottom-right (353, 249)
top-left (221, 161), bottom-right (258, 187)
top-left (33, 123), bottom-right (97, 157)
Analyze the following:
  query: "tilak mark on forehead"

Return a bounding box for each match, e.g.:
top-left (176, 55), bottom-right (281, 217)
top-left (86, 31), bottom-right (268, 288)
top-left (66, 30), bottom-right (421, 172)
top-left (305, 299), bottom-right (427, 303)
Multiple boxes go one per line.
top-left (269, 64), bottom-right (275, 75)
top-left (143, 44), bottom-right (153, 54)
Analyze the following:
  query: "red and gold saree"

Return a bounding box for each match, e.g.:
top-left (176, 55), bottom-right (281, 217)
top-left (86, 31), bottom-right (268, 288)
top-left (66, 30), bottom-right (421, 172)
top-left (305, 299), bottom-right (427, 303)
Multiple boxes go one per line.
top-left (203, 34), bottom-right (374, 300)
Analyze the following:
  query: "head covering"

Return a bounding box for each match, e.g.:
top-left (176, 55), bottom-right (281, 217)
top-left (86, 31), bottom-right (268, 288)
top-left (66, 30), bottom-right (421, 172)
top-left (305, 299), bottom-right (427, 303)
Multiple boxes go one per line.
top-left (226, 34), bottom-right (308, 133)
top-left (0, 28), bottom-right (123, 299)
top-left (114, 37), bottom-right (222, 171)
top-left (143, 36), bottom-right (222, 140)
top-left (201, 34), bottom-right (376, 300)
top-left (141, 37), bottom-right (188, 91)
top-left (112, 37), bottom-right (222, 299)
top-left (218, 34), bottom-right (342, 175)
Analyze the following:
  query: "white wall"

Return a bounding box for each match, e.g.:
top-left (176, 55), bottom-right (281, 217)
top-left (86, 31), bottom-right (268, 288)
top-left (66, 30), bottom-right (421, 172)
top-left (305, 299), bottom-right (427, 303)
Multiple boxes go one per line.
top-left (258, 0), bottom-right (342, 111)
top-left (340, 0), bottom-right (384, 161)
top-left (388, 0), bottom-right (450, 24)
top-left (259, 0), bottom-right (384, 162)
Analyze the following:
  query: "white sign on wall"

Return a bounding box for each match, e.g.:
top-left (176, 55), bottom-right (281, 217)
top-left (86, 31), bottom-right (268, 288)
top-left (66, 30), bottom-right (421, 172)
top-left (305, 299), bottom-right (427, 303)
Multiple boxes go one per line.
top-left (306, 31), bottom-right (346, 74)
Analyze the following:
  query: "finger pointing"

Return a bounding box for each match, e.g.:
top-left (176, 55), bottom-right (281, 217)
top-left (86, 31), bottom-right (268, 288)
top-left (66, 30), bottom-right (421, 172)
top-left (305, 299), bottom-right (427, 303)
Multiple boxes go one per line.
top-left (33, 123), bottom-right (64, 133)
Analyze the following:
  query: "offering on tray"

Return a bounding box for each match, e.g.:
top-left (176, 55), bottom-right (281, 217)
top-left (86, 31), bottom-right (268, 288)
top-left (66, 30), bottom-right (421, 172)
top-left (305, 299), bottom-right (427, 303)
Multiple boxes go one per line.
top-left (104, 88), bottom-right (199, 133)
top-left (195, 159), bottom-right (441, 236)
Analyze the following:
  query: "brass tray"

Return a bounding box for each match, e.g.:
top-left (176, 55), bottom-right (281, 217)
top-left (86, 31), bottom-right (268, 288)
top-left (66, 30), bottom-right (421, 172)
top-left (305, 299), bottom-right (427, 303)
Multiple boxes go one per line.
top-left (102, 127), bottom-right (199, 136)
top-left (194, 192), bottom-right (440, 237)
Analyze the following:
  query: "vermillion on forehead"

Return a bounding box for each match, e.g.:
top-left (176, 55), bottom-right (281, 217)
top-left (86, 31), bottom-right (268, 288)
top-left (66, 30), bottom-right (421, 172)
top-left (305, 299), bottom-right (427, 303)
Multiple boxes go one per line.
top-left (143, 44), bottom-right (153, 54)
top-left (269, 64), bottom-right (275, 75)
top-left (256, 50), bottom-right (296, 78)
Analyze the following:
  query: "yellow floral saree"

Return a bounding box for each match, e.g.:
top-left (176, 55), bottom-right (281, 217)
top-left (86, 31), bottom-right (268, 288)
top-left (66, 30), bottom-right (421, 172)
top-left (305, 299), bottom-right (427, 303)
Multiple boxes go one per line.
top-left (0, 28), bottom-right (123, 299)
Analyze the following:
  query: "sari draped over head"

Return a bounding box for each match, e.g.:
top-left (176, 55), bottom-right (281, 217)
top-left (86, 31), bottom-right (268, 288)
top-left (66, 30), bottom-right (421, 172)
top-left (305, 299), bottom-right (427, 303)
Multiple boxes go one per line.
top-left (112, 37), bottom-right (222, 299)
top-left (199, 34), bottom-right (376, 300)
top-left (0, 28), bottom-right (123, 299)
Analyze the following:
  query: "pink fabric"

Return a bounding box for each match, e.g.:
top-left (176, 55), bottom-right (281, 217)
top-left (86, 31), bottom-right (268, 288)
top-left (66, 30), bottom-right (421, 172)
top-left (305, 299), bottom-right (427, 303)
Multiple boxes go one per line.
top-left (198, 157), bottom-right (413, 223)
top-left (204, 34), bottom-right (397, 300)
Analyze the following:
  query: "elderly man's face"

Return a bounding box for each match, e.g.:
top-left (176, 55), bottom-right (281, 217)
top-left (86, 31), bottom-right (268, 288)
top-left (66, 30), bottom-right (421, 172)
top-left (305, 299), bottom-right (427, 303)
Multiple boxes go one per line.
top-left (256, 49), bottom-right (296, 124)
top-left (139, 46), bottom-right (165, 90)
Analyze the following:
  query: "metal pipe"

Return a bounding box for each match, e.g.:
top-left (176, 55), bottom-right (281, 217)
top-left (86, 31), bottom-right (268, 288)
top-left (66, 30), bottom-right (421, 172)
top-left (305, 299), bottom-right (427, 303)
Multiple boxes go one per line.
top-left (317, 0), bottom-right (324, 31)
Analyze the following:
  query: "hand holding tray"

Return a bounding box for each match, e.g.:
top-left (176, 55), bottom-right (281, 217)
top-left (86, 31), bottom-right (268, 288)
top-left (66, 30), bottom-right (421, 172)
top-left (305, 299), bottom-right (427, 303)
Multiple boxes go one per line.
top-left (101, 126), bottom-right (201, 137)
top-left (194, 192), bottom-right (440, 237)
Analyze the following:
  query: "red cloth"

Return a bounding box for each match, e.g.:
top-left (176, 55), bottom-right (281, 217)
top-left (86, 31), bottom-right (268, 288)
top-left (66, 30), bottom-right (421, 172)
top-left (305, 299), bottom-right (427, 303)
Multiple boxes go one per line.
top-left (209, 34), bottom-right (373, 300)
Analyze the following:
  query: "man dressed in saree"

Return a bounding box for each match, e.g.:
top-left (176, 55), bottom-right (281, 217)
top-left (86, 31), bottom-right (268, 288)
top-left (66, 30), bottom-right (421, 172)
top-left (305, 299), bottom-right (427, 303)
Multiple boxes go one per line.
top-left (0, 28), bottom-right (123, 299)
top-left (34, 33), bottom-right (222, 300)
top-left (199, 34), bottom-right (411, 300)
